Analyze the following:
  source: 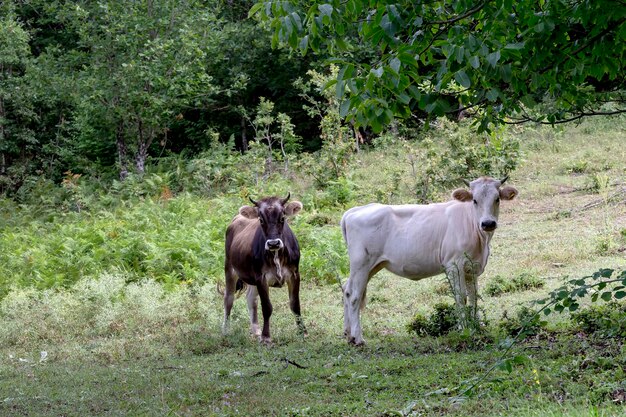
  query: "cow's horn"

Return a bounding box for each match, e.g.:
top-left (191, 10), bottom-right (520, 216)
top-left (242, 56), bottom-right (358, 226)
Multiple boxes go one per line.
top-left (280, 192), bottom-right (291, 205)
top-left (249, 196), bottom-right (258, 206)
top-left (462, 178), bottom-right (471, 187)
top-left (499, 175), bottom-right (509, 185)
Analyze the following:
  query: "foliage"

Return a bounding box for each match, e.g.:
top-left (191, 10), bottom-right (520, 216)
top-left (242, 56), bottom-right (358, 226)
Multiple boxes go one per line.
top-left (571, 302), bottom-right (626, 337)
top-left (295, 219), bottom-right (349, 285)
top-left (252, 0), bottom-right (626, 132)
top-left (406, 302), bottom-right (457, 337)
top-left (241, 97), bottom-right (302, 172)
top-left (1, 0), bottom-right (319, 186)
top-left (294, 66), bottom-right (356, 188)
top-left (498, 306), bottom-right (547, 337)
top-left (407, 119), bottom-right (520, 202)
top-left (484, 272), bottom-right (545, 297)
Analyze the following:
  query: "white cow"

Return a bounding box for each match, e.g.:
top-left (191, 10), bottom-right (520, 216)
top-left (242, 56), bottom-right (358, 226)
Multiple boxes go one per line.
top-left (341, 176), bottom-right (518, 345)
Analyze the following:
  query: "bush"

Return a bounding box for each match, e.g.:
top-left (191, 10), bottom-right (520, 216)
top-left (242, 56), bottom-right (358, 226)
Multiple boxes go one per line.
top-left (407, 302), bottom-right (458, 337)
top-left (484, 273), bottom-right (545, 297)
top-left (571, 302), bottom-right (626, 337)
top-left (399, 119), bottom-right (521, 203)
top-left (499, 306), bottom-right (547, 337)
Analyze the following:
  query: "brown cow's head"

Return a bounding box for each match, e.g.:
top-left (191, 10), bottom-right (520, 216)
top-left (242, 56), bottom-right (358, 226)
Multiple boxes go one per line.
top-left (239, 193), bottom-right (303, 251)
top-left (452, 176), bottom-right (518, 232)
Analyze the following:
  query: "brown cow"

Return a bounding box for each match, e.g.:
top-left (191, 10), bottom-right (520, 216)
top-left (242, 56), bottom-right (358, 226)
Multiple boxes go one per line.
top-left (222, 194), bottom-right (306, 343)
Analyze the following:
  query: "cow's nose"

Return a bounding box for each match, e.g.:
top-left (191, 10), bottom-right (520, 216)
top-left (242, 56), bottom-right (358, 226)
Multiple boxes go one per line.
top-left (265, 239), bottom-right (283, 251)
top-left (481, 220), bottom-right (497, 231)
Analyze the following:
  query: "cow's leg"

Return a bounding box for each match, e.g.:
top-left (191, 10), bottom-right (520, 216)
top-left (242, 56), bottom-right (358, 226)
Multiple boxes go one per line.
top-left (246, 285), bottom-right (260, 336)
top-left (287, 271), bottom-right (307, 336)
top-left (343, 267), bottom-right (369, 346)
top-left (222, 267), bottom-right (237, 335)
top-left (342, 281), bottom-right (350, 337)
top-left (256, 281), bottom-right (273, 344)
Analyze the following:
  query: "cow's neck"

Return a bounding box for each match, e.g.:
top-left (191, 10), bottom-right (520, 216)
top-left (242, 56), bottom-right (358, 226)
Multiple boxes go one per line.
top-left (475, 228), bottom-right (493, 266)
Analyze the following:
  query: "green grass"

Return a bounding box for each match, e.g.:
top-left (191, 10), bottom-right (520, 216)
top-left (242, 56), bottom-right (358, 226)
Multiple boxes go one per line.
top-left (1, 119), bottom-right (626, 416)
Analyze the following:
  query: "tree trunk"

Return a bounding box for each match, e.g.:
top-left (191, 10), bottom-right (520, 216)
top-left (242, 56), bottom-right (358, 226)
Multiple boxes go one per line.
top-left (116, 122), bottom-right (129, 180)
top-left (241, 116), bottom-right (248, 152)
top-left (0, 96), bottom-right (5, 175)
top-left (135, 121), bottom-right (155, 175)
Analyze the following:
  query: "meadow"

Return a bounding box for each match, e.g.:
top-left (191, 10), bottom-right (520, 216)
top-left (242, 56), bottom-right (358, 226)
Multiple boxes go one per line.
top-left (1, 119), bottom-right (626, 416)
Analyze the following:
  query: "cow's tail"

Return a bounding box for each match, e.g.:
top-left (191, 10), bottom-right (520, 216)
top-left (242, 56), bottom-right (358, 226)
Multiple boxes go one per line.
top-left (340, 214), bottom-right (349, 246)
top-left (216, 279), bottom-right (247, 297)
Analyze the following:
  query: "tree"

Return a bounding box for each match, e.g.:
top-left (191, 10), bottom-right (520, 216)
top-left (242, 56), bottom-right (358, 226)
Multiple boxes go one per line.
top-left (251, 0), bottom-right (626, 132)
top-left (63, 1), bottom-right (220, 179)
top-left (0, 10), bottom-right (36, 193)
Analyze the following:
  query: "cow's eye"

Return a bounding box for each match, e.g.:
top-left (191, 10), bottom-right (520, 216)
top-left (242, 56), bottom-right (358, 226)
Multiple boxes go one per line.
top-left (473, 199), bottom-right (478, 205)
top-left (259, 218), bottom-right (265, 225)
top-left (496, 198), bottom-right (500, 204)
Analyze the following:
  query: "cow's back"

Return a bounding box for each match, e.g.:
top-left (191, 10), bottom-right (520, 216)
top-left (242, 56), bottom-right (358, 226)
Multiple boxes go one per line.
top-left (341, 201), bottom-right (476, 279)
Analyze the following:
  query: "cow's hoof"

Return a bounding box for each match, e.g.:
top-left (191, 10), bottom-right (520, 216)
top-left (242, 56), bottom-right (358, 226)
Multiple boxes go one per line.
top-left (250, 326), bottom-right (261, 337)
top-left (259, 335), bottom-right (272, 345)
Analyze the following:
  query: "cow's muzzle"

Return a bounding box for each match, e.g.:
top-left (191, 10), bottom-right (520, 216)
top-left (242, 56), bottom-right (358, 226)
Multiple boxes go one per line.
top-left (265, 239), bottom-right (284, 251)
top-left (481, 220), bottom-right (497, 232)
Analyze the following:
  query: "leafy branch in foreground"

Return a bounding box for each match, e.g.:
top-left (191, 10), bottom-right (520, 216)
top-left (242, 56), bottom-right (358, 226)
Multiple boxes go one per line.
top-left (251, 0), bottom-right (625, 132)
top-left (449, 268), bottom-right (626, 401)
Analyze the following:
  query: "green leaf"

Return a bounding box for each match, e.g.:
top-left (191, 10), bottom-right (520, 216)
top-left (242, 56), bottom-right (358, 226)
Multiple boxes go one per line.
top-left (486, 88), bottom-right (499, 102)
top-left (600, 269), bottom-right (614, 278)
top-left (298, 35), bottom-right (309, 53)
top-left (496, 359), bottom-right (513, 373)
top-left (504, 42), bottom-right (525, 50)
top-left (339, 99), bottom-right (351, 117)
top-left (469, 55), bottom-right (480, 69)
top-left (486, 51), bottom-right (501, 68)
top-left (389, 57), bottom-right (401, 74)
top-left (455, 70), bottom-right (471, 88)
top-left (318, 4), bottom-right (333, 17)
top-left (543, 307), bottom-right (551, 315)
top-left (371, 67), bottom-right (384, 78)
top-left (615, 291), bottom-right (626, 299)
top-left (601, 292), bottom-right (612, 301)
top-left (248, 2), bottom-right (265, 18)
top-left (408, 85), bottom-right (421, 100)
top-left (380, 14), bottom-right (396, 38)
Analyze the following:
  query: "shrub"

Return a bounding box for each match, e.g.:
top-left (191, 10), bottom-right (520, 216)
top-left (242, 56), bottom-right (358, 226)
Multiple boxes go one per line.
top-left (484, 273), bottom-right (545, 297)
top-left (571, 302), bottom-right (626, 337)
top-left (296, 223), bottom-right (349, 285)
top-left (407, 302), bottom-right (458, 337)
top-left (498, 306), bottom-right (547, 337)
top-left (563, 159), bottom-right (589, 174)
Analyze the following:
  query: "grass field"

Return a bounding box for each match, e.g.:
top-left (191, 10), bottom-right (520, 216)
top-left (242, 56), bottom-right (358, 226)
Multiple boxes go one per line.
top-left (1, 120), bottom-right (626, 416)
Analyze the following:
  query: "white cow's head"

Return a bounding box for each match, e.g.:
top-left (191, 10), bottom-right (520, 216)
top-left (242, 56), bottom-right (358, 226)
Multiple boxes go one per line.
top-left (452, 176), bottom-right (518, 232)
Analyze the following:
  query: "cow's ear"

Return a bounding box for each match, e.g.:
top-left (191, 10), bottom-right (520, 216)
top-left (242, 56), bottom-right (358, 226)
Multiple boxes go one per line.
top-left (500, 186), bottom-right (518, 201)
top-left (239, 205), bottom-right (259, 219)
top-left (452, 188), bottom-right (473, 202)
top-left (284, 201), bottom-right (303, 216)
